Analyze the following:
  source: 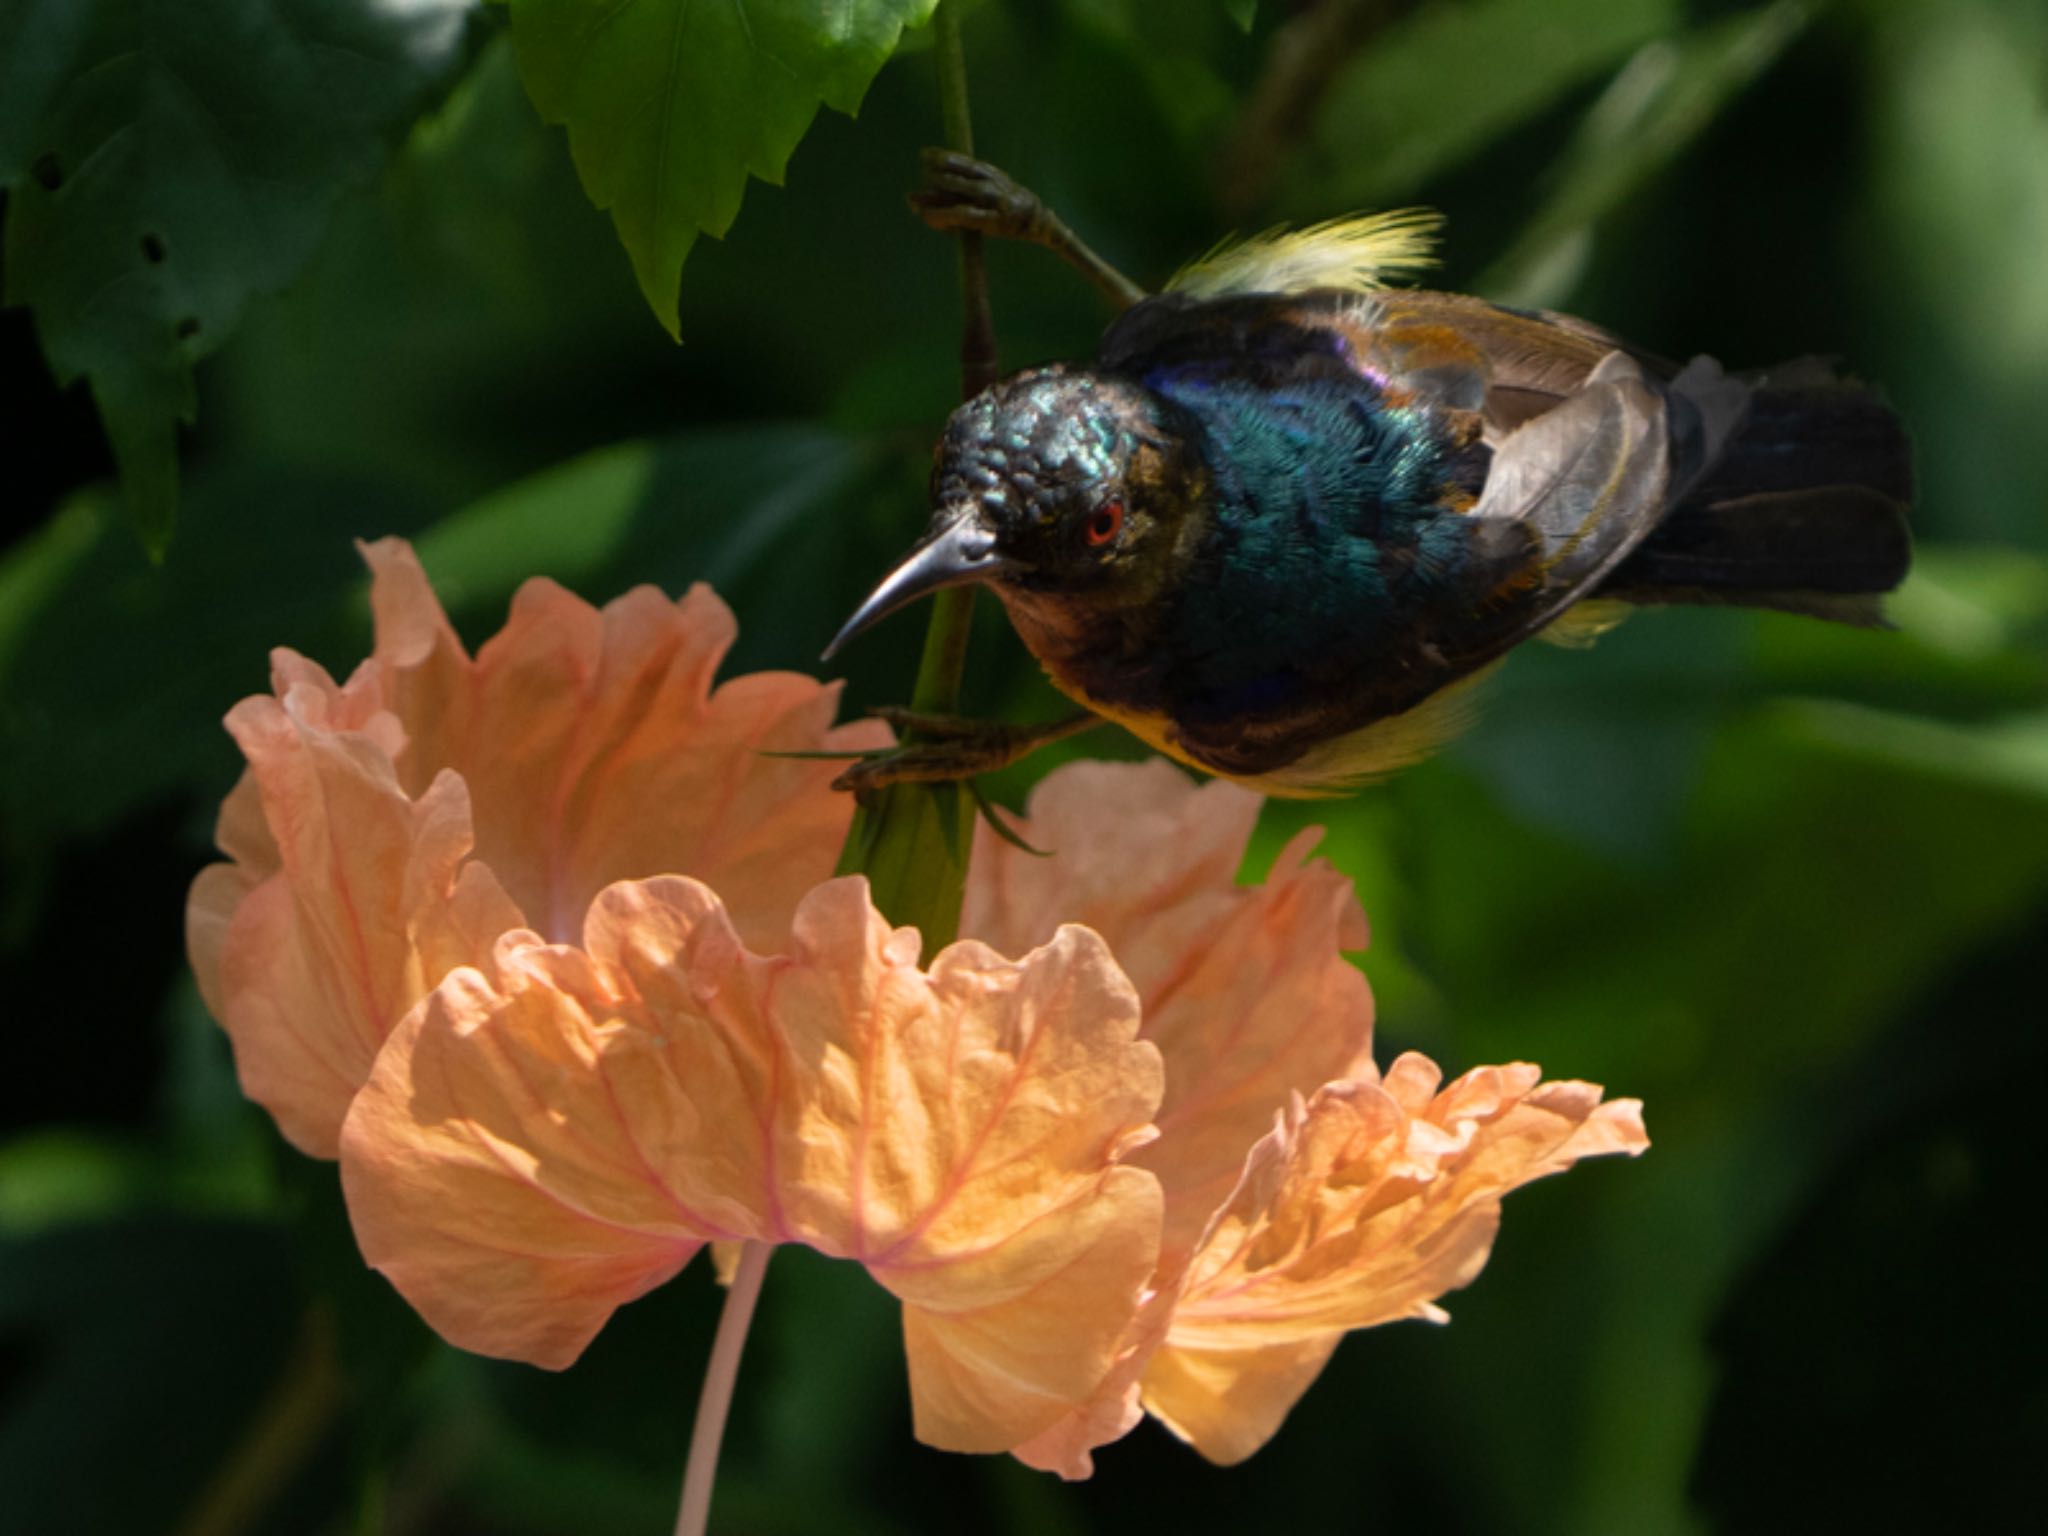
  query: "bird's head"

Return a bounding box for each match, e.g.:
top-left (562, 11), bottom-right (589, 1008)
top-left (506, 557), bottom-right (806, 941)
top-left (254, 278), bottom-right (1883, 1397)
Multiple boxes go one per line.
top-left (826, 366), bottom-right (1204, 659)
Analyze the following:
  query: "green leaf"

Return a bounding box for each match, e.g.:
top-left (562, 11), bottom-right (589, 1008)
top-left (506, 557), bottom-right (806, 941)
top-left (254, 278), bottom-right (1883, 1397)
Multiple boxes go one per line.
top-left (502, 0), bottom-right (939, 340)
top-left (1780, 699), bottom-right (2048, 802)
top-left (1479, 0), bottom-right (1812, 307)
top-left (0, 1216), bottom-right (309, 1536)
top-left (1863, 0), bottom-right (2048, 553)
top-left (1223, 0), bottom-right (1256, 33)
top-left (1694, 946), bottom-right (2045, 1532)
top-left (0, 470), bottom-right (436, 860)
top-left (1285, 0), bottom-right (1679, 213)
top-left (0, 0), bottom-right (475, 552)
top-left (1057, 0), bottom-right (1245, 146)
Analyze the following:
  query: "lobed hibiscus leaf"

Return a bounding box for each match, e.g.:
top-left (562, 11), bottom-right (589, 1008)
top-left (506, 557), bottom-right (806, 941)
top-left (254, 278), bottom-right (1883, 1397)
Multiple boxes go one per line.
top-left (0, 0), bottom-right (476, 554)
top-left (500, 0), bottom-right (939, 339)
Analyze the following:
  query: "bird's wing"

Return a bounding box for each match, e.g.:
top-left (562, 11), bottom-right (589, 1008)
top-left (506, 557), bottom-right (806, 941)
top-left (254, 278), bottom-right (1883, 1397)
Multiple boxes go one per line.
top-left (1335, 293), bottom-right (1749, 600)
top-left (1344, 289), bottom-right (1677, 435)
top-left (1104, 286), bottom-right (1744, 631)
top-left (1448, 351), bottom-right (1749, 651)
top-left (1234, 361), bottom-right (1675, 796)
top-left (1241, 351), bottom-right (1748, 796)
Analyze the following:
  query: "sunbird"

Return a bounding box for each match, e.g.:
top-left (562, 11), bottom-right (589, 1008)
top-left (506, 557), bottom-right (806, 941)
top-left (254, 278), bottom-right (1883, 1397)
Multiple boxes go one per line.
top-left (829, 153), bottom-right (1912, 796)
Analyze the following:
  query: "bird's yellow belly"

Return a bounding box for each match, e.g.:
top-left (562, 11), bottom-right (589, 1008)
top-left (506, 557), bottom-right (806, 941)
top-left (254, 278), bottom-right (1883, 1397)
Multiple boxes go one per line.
top-left (1035, 657), bottom-right (1320, 791)
top-left (1039, 660), bottom-right (1206, 772)
top-left (1041, 652), bottom-right (1499, 799)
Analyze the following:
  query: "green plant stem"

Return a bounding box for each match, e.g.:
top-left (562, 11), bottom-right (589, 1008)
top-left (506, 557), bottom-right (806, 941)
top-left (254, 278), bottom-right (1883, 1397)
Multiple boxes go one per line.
top-left (172, 1307), bottom-right (343, 1536)
top-left (836, 0), bottom-right (995, 952)
top-left (911, 0), bottom-right (993, 722)
top-left (673, 1243), bottom-right (772, 1536)
top-left (937, 3), bottom-right (999, 401)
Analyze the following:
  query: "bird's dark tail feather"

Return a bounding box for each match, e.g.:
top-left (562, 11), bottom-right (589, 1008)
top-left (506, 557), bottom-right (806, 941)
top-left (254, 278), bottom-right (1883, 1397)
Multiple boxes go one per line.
top-left (1602, 361), bottom-right (1913, 626)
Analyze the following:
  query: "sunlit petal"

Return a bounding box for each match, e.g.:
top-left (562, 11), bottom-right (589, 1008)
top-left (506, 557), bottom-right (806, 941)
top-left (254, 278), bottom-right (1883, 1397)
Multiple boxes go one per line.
top-left (188, 540), bottom-right (881, 1155)
top-left (899, 1164), bottom-right (1162, 1452)
top-left (965, 760), bottom-right (1375, 1257)
top-left (205, 683), bottom-right (523, 1156)
top-left (1136, 1334), bottom-right (1342, 1468)
top-left (1139, 1057), bottom-right (1648, 1463)
top-left (1008, 1280), bottom-right (1177, 1479)
top-left (339, 875), bottom-right (1165, 1452)
top-left (1130, 830), bottom-right (1375, 1260)
top-left (962, 759), bottom-right (1260, 1001)
top-left (357, 537), bottom-right (886, 949)
top-left (340, 950), bottom-right (715, 1369)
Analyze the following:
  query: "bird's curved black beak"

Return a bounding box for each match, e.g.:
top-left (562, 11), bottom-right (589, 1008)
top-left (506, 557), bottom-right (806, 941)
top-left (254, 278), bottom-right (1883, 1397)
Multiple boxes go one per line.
top-left (824, 509), bottom-right (1012, 660)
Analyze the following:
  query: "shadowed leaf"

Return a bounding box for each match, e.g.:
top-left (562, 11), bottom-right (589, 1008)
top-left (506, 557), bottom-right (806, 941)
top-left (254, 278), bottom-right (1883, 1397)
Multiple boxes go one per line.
top-left (502, 0), bottom-right (939, 338)
top-left (0, 0), bottom-right (475, 551)
top-left (1479, 0), bottom-right (1811, 307)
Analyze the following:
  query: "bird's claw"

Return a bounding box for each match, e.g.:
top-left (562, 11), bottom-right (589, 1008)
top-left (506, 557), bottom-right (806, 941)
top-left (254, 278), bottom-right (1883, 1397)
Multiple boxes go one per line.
top-left (833, 714), bottom-right (1036, 794)
top-left (908, 148), bottom-right (1046, 242)
top-left (831, 708), bottom-right (1104, 795)
top-left (833, 743), bottom-right (1004, 795)
top-left (908, 148), bottom-right (1146, 309)
top-left (864, 705), bottom-right (999, 740)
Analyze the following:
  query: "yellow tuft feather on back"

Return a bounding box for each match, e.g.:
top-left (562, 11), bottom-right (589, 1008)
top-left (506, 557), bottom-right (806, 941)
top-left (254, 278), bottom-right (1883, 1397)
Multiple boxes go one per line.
top-left (1166, 208), bottom-right (1444, 300)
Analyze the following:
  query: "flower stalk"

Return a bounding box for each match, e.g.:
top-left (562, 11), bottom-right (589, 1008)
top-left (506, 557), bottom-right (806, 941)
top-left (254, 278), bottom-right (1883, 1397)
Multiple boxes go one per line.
top-left (674, 1243), bottom-right (772, 1536)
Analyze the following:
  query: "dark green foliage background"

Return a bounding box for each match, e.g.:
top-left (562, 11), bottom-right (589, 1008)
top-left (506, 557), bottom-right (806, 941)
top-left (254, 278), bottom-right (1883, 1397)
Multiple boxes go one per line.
top-left (3, 1), bottom-right (2044, 1532)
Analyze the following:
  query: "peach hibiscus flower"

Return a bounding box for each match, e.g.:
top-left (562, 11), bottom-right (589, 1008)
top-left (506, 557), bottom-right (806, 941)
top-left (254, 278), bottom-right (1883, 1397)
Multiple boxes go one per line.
top-left (968, 765), bottom-right (1647, 1473)
top-left (185, 539), bottom-right (887, 1156)
top-left (189, 541), bottom-right (1647, 1472)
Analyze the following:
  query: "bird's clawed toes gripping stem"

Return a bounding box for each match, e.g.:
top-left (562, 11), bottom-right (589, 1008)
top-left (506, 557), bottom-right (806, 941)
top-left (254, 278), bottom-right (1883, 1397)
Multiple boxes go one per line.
top-left (773, 708), bottom-right (1098, 858)
top-left (829, 708), bottom-right (1105, 795)
top-left (909, 148), bottom-right (1147, 310)
top-left (908, 148), bottom-right (1043, 240)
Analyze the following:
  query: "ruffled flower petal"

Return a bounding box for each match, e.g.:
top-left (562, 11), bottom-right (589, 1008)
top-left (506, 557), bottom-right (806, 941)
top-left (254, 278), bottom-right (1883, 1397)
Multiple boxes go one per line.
top-left (1138, 1055), bottom-right (1649, 1463)
top-left (1135, 1334), bottom-right (1342, 1469)
top-left (897, 1164), bottom-right (1162, 1452)
top-left (962, 759), bottom-right (1261, 1001)
top-left (187, 656), bottom-right (364, 1024)
top-left (1008, 1279), bottom-right (1176, 1478)
top-left (337, 952), bottom-right (715, 1369)
top-left (355, 538), bottom-right (886, 950)
top-left (206, 679), bottom-right (524, 1156)
top-left (188, 541), bottom-right (881, 1155)
top-left (964, 761), bottom-right (1375, 1258)
top-left (339, 875), bottom-right (1165, 1453)
top-left (743, 884), bottom-right (1167, 1449)
top-left (962, 760), bottom-right (1380, 1476)
top-left (1128, 830), bottom-right (1375, 1260)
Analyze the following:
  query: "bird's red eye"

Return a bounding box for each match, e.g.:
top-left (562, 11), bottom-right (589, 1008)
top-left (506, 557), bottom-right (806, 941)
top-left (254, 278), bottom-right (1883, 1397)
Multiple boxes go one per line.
top-left (1085, 500), bottom-right (1125, 546)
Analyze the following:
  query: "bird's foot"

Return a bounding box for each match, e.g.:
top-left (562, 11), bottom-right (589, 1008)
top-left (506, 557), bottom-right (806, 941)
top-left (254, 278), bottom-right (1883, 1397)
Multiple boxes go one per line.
top-left (909, 149), bottom-right (1050, 243)
top-left (831, 708), bottom-right (1103, 794)
top-left (909, 149), bottom-right (1147, 309)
